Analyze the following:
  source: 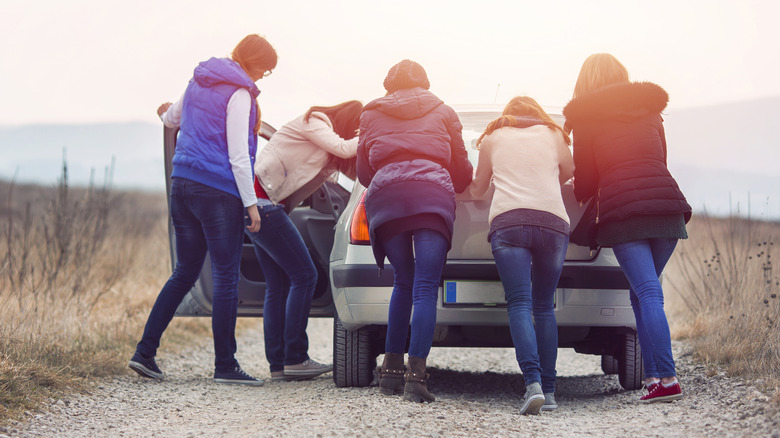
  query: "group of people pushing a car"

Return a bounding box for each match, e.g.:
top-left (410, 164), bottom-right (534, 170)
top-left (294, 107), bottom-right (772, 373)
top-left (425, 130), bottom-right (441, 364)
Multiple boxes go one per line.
top-left (128, 33), bottom-right (691, 415)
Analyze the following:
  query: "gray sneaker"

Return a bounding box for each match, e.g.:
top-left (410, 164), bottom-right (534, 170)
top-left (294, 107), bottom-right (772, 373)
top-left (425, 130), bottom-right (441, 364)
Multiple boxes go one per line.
top-left (520, 382), bottom-right (545, 415)
top-left (284, 358), bottom-right (333, 380)
top-left (541, 392), bottom-right (558, 411)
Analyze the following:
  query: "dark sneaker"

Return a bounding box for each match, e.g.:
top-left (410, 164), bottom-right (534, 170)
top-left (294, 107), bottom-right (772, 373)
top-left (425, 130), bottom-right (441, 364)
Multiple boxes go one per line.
top-left (520, 382), bottom-right (545, 415)
top-left (541, 393), bottom-right (558, 411)
top-left (284, 359), bottom-right (333, 380)
top-left (213, 366), bottom-right (264, 387)
top-left (640, 380), bottom-right (682, 403)
top-left (271, 371), bottom-right (288, 381)
top-left (128, 351), bottom-right (164, 380)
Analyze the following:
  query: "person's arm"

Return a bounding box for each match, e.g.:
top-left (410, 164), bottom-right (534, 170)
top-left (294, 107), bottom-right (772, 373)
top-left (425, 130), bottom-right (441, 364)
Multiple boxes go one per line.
top-left (158, 92), bottom-right (185, 128)
top-left (444, 110), bottom-right (473, 194)
top-left (356, 114), bottom-right (374, 187)
top-left (557, 135), bottom-right (575, 186)
top-left (302, 113), bottom-right (359, 158)
top-left (469, 137), bottom-right (493, 199)
top-left (225, 89), bottom-right (260, 230)
top-left (571, 127), bottom-right (598, 202)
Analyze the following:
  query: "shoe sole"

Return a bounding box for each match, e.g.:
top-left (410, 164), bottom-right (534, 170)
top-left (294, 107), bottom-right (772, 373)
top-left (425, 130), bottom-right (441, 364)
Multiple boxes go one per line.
top-left (540, 405), bottom-right (558, 411)
top-left (520, 395), bottom-right (545, 415)
top-left (213, 378), bottom-right (264, 387)
top-left (640, 393), bottom-right (683, 403)
top-left (128, 361), bottom-right (164, 380)
top-left (283, 368), bottom-right (333, 378)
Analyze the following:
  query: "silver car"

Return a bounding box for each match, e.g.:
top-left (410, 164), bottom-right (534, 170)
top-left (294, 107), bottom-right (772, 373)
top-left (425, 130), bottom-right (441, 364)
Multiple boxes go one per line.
top-left (329, 107), bottom-right (643, 390)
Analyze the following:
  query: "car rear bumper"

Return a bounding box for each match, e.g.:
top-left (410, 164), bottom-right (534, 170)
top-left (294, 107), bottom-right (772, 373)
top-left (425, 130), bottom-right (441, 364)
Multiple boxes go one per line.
top-left (330, 261), bottom-right (636, 331)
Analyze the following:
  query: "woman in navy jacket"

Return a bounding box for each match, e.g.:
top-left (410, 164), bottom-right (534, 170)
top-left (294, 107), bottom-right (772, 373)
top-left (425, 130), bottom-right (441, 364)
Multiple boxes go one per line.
top-left (563, 53), bottom-right (691, 403)
top-left (357, 60), bottom-right (473, 403)
top-left (129, 35), bottom-right (277, 386)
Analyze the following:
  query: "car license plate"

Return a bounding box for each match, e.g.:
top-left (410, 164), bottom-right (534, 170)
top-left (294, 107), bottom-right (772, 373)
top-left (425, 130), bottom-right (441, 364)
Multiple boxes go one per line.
top-left (443, 280), bottom-right (506, 306)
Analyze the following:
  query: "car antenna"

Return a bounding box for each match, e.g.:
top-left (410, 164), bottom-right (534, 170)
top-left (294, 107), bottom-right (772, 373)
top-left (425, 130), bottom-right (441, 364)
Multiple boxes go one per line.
top-left (493, 83), bottom-right (501, 104)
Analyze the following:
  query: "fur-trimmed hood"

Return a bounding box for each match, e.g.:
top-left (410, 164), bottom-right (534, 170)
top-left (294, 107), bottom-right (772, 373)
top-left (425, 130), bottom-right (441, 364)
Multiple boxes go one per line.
top-left (563, 82), bottom-right (668, 127)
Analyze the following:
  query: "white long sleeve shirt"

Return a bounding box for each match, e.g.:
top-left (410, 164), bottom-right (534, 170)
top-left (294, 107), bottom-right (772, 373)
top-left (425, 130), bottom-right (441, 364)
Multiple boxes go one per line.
top-left (161, 89), bottom-right (257, 207)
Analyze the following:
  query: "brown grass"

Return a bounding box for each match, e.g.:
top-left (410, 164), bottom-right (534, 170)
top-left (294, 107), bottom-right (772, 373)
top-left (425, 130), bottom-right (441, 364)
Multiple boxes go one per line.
top-left (0, 167), bottom-right (210, 423)
top-left (665, 215), bottom-right (780, 400)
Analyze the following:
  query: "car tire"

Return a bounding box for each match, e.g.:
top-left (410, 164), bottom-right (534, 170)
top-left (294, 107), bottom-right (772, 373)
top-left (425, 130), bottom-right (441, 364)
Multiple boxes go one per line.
top-left (618, 330), bottom-right (644, 390)
top-left (332, 312), bottom-right (376, 387)
top-left (601, 354), bottom-right (619, 375)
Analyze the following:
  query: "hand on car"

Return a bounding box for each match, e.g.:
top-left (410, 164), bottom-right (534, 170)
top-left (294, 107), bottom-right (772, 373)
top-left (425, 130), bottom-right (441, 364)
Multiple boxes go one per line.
top-left (157, 102), bottom-right (173, 117)
top-left (246, 205), bottom-right (261, 232)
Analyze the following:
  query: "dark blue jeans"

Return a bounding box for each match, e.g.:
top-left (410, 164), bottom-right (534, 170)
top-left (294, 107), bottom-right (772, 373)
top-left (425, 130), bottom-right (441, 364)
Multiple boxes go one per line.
top-left (244, 202), bottom-right (317, 372)
top-left (136, 178), bottom-right (244, 372)
top-left (490, 225), bottom-right (568, 393)
top-left (612, 238), bottom-right (678, 379)
top-left (383, 229), bottom-right (448, 359)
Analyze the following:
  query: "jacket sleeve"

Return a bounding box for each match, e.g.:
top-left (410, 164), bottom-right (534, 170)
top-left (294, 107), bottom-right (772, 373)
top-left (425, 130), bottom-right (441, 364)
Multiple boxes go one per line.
top-left (572, 127), bottom-right (598, 202)
top-left (356, 114), bottom-right (374, 187)
top-left (444, 109), bottom-right (473, 194)
top-left (658, 117), bottom-right (668, 166)
top-left (302, 113), bottom-right (359, 159)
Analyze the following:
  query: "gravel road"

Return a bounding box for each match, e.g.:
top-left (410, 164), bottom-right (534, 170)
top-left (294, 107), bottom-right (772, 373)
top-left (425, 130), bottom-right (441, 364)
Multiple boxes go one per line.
top-left (3, 318), bottom-right (778, 437)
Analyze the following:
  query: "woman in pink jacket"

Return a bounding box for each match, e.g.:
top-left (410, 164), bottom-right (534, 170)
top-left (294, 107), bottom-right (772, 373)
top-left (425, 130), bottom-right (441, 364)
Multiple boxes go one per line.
top-left (250, 100), bottom-right (363, 381)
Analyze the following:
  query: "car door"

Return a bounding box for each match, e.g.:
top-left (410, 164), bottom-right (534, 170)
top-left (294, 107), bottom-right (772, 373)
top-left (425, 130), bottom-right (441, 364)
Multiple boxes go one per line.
top-left (162, 123), bottom-right (346, 317)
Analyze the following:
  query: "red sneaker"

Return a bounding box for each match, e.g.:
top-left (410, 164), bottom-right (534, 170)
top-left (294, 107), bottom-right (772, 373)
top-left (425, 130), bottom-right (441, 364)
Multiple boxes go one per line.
top-left (640, 381), bottom-right (682, 403)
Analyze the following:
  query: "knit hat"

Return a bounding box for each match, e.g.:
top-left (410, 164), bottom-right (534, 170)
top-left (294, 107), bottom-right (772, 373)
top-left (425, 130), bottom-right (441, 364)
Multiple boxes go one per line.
top-left (383, 60), bottom-right (430, 93)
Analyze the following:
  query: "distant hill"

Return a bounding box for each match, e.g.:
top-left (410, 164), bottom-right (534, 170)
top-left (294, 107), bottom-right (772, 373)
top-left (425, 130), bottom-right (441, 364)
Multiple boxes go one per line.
top-left (1, 97), bottom-right (778, 218)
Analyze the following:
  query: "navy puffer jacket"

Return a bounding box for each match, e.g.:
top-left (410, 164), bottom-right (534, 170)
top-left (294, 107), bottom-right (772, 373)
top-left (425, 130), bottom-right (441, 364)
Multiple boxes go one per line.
top-left (563, 81), bottom-right (691, 226)
top-left (357, 88), bottom-right (473, 267)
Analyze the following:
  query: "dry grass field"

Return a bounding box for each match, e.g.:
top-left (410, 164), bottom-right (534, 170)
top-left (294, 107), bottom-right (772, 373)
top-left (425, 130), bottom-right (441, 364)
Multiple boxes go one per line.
top-left (665, 214), bottom-right (780, 401)
top-left (1, 170), bottom-right (778, 423)
top-left (0, 172), bottom-right (209, 422)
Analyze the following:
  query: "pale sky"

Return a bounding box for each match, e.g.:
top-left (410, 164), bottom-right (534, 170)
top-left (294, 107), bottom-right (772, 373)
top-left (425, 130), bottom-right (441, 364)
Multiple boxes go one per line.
top-left (1, 0), bottom-right (779, 128)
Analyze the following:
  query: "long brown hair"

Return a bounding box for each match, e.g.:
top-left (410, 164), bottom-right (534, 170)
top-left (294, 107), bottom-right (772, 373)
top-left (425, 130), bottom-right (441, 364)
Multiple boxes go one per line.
top-left (572, 53), bottom-right (629, 99)
top-left (304, 100), bottom-right (364, 179)
top-left (231, 34), bottom-right (278, 134)
top-left (476, 96), bottom-right (570, 149)
top-left (304, 100), bottom-right (363, 140)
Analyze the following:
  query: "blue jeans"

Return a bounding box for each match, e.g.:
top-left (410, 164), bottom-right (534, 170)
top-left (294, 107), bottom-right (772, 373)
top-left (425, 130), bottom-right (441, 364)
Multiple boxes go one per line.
top-left (612, 238), bottom-right (678, 379)
top-left (384, 229), bottom-right (448, 359)
top-left (136, 178), bottom-right (244, 372)
top-left (244, 202), bottom-right (317, 372)
top-left (491, 226), bottom-right (568, 393)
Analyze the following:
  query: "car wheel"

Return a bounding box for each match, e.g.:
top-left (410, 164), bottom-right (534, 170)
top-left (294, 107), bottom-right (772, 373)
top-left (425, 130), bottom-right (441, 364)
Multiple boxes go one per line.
top-left (618, 330), bottom-right (644, 390)
top-left (332, 312), bottom-right (376, 387)
top-left (601, 354), bottom-right (619, 375)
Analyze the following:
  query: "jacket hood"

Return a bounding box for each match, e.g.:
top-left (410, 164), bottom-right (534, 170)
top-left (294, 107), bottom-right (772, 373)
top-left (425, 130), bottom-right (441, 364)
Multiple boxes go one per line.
top-left (364, 88), bottom-right (443, 120)
top-left (563, 81), bottom-right (668, 127)
top-left (193, 57), bottom-right (260, 98)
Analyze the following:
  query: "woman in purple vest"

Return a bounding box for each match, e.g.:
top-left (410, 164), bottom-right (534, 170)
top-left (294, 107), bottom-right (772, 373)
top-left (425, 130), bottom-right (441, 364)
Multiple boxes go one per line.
top-left (129, 34), bottom-right (277, 386)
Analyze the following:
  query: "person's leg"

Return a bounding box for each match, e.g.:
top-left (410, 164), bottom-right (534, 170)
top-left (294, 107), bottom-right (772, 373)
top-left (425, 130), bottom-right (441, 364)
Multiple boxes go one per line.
top-left (407, 229), bottom-right (448, 359)
top-left (245, 231), bottom-right (288, 374)
top-left (612, 239), bottom-right (678, 381)
top-left (135, 178), bottom-right (208, 360)
top-left (383, 231), bottom-right (415, 355)
top-left (246, 204), bottom-right (318, 367)
top-left (491, 226), bottom-right (541, 388)
top-left (630, 288), bottom-right (659, 381)
top-left (530, 227), bottom-right (568, 395)
top-left (189, 181), bottom-right (245, 373)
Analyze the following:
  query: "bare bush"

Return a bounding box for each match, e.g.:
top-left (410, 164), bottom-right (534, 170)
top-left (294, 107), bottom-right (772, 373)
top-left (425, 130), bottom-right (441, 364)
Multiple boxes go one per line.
top-left (667, 215), bottom-right (779, 392)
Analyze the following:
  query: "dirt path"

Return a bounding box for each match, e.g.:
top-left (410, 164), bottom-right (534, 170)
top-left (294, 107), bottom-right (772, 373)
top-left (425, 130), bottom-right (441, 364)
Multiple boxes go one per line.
top-left (3, 319), bottom-right (778, 437)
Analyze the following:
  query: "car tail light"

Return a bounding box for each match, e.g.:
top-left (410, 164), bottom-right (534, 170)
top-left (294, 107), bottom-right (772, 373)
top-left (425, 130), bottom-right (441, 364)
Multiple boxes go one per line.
top-left (349, 192), bottom-right (371, 245)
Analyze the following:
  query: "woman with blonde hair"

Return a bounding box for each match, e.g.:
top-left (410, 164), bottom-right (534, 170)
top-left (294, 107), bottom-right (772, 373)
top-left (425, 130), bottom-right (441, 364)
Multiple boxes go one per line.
top-left (563, 53), bottom-right (691, 403)
top-left (470, 96), bottom-right (574, 414)
top-left (130, 34), bottom-right (277, 386)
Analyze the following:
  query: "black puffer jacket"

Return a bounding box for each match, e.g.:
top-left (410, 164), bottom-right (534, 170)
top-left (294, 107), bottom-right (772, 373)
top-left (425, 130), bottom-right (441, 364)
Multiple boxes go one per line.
top-left (563, 81), bottom-right (691, 226)
top-left (357, 87), bottom-right (473, 266)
